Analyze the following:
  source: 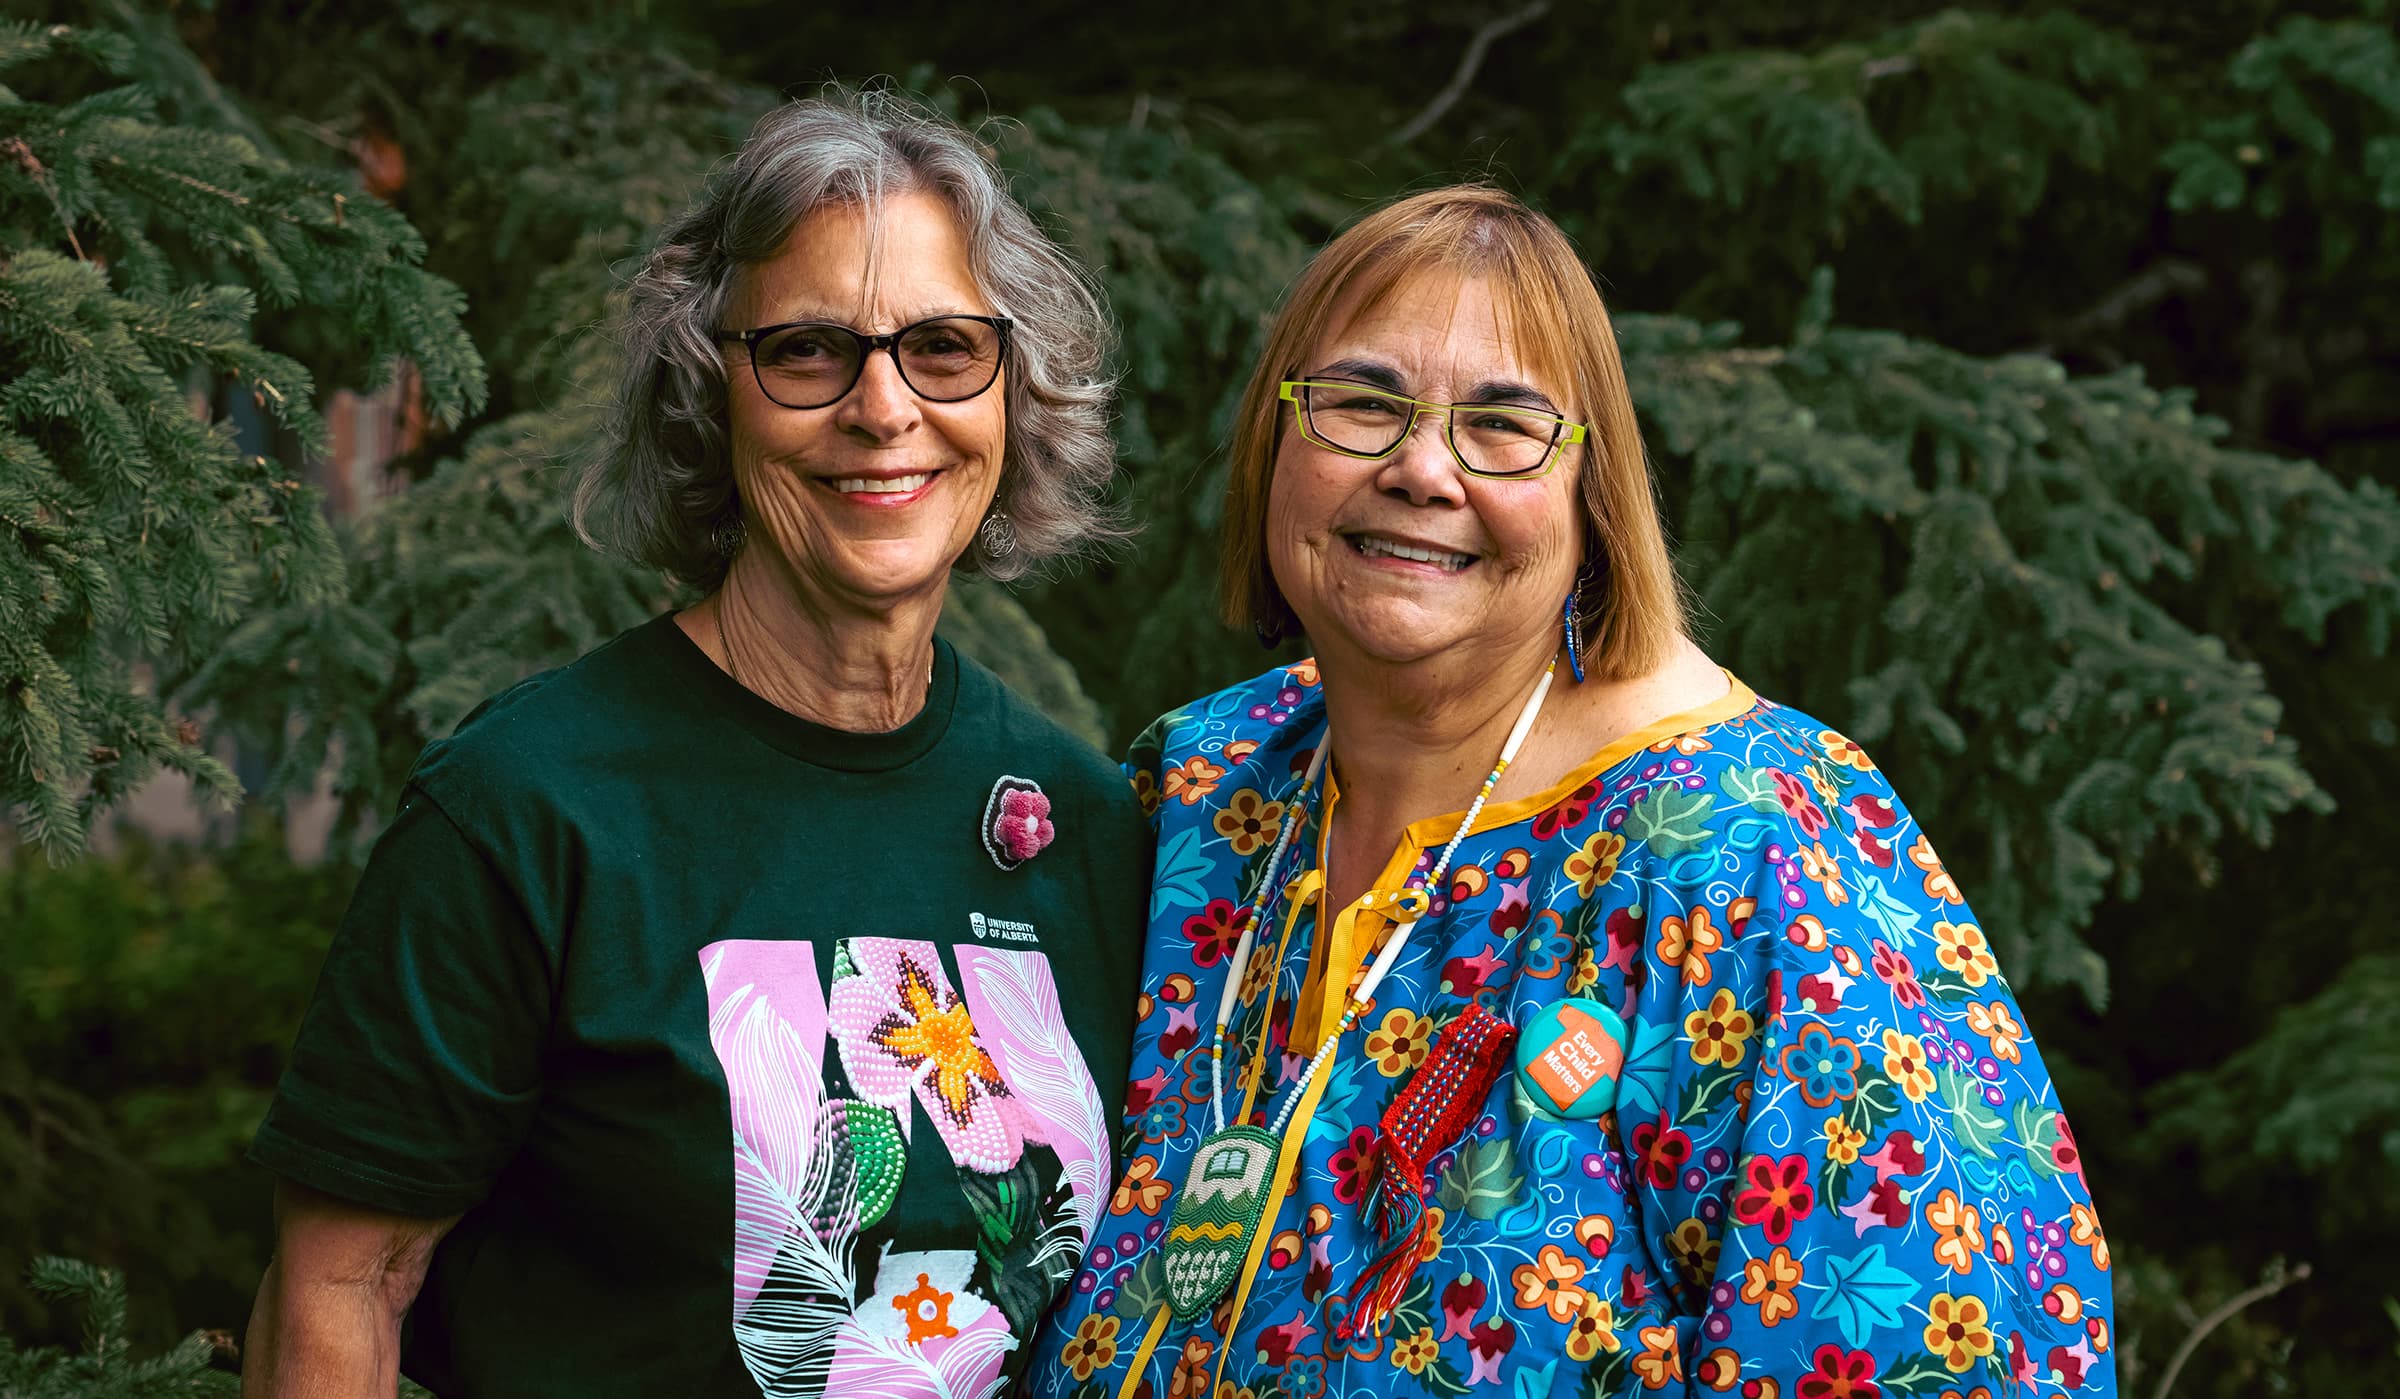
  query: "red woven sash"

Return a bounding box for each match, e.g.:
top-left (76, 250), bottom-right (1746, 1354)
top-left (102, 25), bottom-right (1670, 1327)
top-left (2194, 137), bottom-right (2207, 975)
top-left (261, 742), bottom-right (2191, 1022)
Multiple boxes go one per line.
top-left (1336, 1002), bottom-right (1517, 1338)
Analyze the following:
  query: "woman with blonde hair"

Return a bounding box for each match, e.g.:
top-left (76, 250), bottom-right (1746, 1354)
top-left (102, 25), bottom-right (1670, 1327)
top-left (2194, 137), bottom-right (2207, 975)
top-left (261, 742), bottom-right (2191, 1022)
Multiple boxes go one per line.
top-left (1031, 186), bottom-right (2113, 1396)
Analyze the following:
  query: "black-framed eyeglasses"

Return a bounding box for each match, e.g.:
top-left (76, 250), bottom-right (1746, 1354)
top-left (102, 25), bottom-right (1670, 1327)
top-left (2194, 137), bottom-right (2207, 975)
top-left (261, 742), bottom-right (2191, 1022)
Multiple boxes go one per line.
top-left (1279, 378), bottom-right (1587, 480)
top-left (716, 314), bottom-right (1013, 410)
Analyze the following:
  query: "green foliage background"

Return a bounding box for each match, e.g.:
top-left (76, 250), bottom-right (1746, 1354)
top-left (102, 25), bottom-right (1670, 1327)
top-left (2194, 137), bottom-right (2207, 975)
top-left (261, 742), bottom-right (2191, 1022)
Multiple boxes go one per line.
top-left (3, 0), bottom-right (2397, 1392)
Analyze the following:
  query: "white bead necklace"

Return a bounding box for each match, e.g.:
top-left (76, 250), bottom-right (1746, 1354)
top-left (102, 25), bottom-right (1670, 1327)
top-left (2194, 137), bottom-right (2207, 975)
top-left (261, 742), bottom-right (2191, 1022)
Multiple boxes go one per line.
top-left (1161, 657), bottom-right (1558, 1322)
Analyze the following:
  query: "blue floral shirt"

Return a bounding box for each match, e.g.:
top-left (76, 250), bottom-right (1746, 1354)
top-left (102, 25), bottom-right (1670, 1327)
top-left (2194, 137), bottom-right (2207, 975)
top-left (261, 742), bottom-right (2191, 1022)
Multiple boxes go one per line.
top-left (1029, 661), bottom-right (2115, 1398)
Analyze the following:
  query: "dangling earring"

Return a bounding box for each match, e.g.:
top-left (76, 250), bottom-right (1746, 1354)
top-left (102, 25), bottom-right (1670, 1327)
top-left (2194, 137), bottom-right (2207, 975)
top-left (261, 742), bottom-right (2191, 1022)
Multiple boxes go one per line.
top-left (978, 509), bottom-right (1017, 562)
top-left (1560, 591), bottom-right (1587, 683)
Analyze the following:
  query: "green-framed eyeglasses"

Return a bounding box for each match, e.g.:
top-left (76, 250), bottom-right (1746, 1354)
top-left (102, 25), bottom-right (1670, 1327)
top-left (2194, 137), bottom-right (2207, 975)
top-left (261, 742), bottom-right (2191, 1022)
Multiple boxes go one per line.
top-left (1278, 379), bottom-right (1587, 480)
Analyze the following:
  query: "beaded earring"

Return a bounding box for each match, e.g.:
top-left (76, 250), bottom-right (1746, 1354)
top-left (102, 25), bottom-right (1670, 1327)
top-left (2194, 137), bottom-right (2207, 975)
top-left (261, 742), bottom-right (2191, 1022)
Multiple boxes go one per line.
top-left (1560, 591), bottom-right (1587, 683)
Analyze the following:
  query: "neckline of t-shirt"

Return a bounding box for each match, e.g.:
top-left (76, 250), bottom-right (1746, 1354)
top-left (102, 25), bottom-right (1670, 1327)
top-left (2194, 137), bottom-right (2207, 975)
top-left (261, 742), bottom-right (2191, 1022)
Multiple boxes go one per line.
top-left (642, 610), bottom-right (961, 773)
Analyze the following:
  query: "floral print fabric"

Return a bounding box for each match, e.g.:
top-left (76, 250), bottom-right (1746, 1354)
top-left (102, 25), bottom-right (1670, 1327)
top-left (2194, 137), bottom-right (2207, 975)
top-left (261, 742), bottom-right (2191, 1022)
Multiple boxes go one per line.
top-left (707, 935), bottom-right (1110, 1399)
top-left (829, 936), bottom-right (1022, 1172)
top-left (1029, 663), bottom-right (2114, 1397)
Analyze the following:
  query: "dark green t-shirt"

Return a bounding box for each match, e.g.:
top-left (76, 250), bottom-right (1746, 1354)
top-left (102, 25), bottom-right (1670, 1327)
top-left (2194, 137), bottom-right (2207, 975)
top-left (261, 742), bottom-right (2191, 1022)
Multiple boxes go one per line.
top-left (251, 613), bottom-right (1148, 1399)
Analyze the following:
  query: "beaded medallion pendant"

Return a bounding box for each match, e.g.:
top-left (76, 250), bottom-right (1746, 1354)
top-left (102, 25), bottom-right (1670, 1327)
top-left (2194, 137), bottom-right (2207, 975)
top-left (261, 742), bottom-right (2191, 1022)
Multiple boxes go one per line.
top-left (1160, 660), bottom-right (1558, 1325)
top-left (1162, 1124), bottom-right (1279, 1319)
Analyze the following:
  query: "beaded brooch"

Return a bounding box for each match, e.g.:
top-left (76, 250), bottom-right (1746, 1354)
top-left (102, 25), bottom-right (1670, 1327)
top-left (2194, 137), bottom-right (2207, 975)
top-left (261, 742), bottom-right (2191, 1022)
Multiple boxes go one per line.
top-left (981, 775), bottom-right (1054, 870)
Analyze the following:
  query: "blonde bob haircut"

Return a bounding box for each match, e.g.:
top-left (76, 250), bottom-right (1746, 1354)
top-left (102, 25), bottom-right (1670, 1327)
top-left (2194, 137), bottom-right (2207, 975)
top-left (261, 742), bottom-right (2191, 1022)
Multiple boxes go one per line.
top-left (1219, 185), bottom-right (1684, 681)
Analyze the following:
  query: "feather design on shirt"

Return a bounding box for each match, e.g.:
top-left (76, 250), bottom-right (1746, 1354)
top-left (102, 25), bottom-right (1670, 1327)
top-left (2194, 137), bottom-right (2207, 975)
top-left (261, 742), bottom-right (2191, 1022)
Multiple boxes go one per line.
top-left (825, 1316), bottom-right (1018, 1399)
top-left (701, 940), bottom-right (858, 1399)
top-left (953, 945), bottom-right (1110, 1262)
top-left (826, 1245), bottom-right (1016, 1399)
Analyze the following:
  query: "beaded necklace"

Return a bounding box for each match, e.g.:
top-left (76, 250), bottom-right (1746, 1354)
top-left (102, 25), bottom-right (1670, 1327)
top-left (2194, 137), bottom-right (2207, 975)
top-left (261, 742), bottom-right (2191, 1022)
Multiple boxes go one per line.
top-left (1161, 658), bottom-right (1558, 1321)
top-left (1203, 744), bottom-right (1325, 1135)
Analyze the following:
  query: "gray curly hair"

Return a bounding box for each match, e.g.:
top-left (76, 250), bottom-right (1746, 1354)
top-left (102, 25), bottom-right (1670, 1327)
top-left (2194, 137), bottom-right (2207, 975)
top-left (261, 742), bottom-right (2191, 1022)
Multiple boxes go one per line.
top-left (577, 91), bottom-right (1122, 590)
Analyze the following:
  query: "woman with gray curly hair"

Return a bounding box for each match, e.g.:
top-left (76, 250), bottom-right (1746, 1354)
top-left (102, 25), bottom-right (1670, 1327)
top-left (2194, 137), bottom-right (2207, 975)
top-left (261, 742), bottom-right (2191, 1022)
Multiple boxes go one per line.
top-left (243, 93), bottom-right (1148, 1399)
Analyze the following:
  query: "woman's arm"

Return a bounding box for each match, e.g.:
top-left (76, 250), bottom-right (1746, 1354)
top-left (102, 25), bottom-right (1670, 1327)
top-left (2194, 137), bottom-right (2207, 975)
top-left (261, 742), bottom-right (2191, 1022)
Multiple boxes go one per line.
top-left (241, 1179), bottom-right (459, 1399)
top-left (244, 785), bottom-right (555, 1394)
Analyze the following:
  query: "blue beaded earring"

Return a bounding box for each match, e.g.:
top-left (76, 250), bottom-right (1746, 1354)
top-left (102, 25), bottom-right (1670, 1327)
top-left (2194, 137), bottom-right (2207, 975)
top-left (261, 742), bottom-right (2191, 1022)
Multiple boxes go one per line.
top-left (1561, 591), bottom-right (1587, 683)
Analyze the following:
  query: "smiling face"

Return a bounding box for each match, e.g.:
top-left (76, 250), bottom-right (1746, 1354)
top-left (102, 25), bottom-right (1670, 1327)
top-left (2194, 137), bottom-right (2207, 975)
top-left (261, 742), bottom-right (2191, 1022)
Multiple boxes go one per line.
top-left (1265, 270), bottom-right (1585, 671)
top-left (720, 190), bottom-right (1005, 612)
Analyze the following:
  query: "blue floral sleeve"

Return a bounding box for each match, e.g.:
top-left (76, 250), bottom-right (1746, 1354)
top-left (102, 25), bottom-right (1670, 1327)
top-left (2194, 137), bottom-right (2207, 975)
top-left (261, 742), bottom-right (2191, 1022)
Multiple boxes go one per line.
top-left (1613, 705), bottom-right (2115, 1394)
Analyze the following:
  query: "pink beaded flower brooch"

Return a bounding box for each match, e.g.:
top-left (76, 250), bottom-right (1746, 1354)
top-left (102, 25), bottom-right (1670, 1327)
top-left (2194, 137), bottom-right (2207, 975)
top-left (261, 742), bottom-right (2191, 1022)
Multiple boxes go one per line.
top-left (982, 775), bottom-right (1054, 870)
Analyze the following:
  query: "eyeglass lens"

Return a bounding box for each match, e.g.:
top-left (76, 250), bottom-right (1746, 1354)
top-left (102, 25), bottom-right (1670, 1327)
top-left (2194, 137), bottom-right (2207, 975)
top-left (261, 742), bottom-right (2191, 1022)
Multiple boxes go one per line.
top-left (750, 317), bottom-right (1004, 409)
top-left (1297, 383), bottom-right (1561, 477)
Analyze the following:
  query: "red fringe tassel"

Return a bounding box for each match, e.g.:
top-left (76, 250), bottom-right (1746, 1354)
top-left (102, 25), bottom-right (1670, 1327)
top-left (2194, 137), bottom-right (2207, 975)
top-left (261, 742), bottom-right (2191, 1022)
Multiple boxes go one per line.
top-left (1333, 1004), bottom-right (1516, 1340)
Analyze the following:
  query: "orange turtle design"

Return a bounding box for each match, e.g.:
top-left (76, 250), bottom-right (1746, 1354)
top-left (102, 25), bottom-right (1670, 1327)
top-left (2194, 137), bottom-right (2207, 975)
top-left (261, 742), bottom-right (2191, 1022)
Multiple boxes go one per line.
top-left (893, 1272), bottom-right (959, 1345)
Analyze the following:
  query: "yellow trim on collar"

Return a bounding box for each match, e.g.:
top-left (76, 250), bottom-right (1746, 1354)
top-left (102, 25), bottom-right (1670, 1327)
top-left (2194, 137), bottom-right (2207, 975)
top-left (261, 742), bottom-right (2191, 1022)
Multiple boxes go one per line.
top-left (1395, 670), bottom-right (1758, 850)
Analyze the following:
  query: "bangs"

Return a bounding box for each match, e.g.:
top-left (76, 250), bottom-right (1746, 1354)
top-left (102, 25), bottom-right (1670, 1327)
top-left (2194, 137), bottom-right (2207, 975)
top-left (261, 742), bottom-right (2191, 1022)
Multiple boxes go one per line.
top-left (1318, 205), bottom-right (1591, 422)
top-left (1221, 183), bottom-right (1683, 675)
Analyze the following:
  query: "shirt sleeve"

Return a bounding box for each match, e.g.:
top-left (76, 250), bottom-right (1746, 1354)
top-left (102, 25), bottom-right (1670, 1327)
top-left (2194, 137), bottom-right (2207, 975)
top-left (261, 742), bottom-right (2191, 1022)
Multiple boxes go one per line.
top-left (1068, 751), bottom-right (1157, 1181)
top-left (248, 784), bottom-right (554, 1217)
top-left (1618, 742), bottom-right (2116, 1394)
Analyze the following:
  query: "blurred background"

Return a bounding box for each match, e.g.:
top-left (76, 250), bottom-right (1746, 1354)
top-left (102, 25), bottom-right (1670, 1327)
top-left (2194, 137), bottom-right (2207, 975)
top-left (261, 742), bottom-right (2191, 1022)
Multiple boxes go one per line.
top-left (2, 0), bottom-right (2395, 1392)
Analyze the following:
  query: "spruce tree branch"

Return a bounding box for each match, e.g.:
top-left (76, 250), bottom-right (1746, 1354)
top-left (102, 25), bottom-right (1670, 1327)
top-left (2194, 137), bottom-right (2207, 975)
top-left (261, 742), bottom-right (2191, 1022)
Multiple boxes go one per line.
top-left (2149, 1260), bottom-right (2311, 1399)
top-left (103, 155), bottom-right (252, 208)
top-left (1385, 2), bottom-right (1551, 150)
top-left (2030, 258), bottom-right (2208, 357)
top-left (92, 0), bottom-right (285, 158)
top-left (4, 137), bottom-right (87, 260)
top-left (274, 112), bottom-right (357, 155)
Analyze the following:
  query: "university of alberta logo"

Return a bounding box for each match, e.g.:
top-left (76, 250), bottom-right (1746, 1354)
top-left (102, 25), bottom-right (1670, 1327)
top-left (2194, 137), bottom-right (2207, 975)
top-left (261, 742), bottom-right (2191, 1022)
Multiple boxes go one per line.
top-left (967, 911), bottom-right (1039, 944)
top-left (1162, 1125), bottom-right (1279, 1319)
